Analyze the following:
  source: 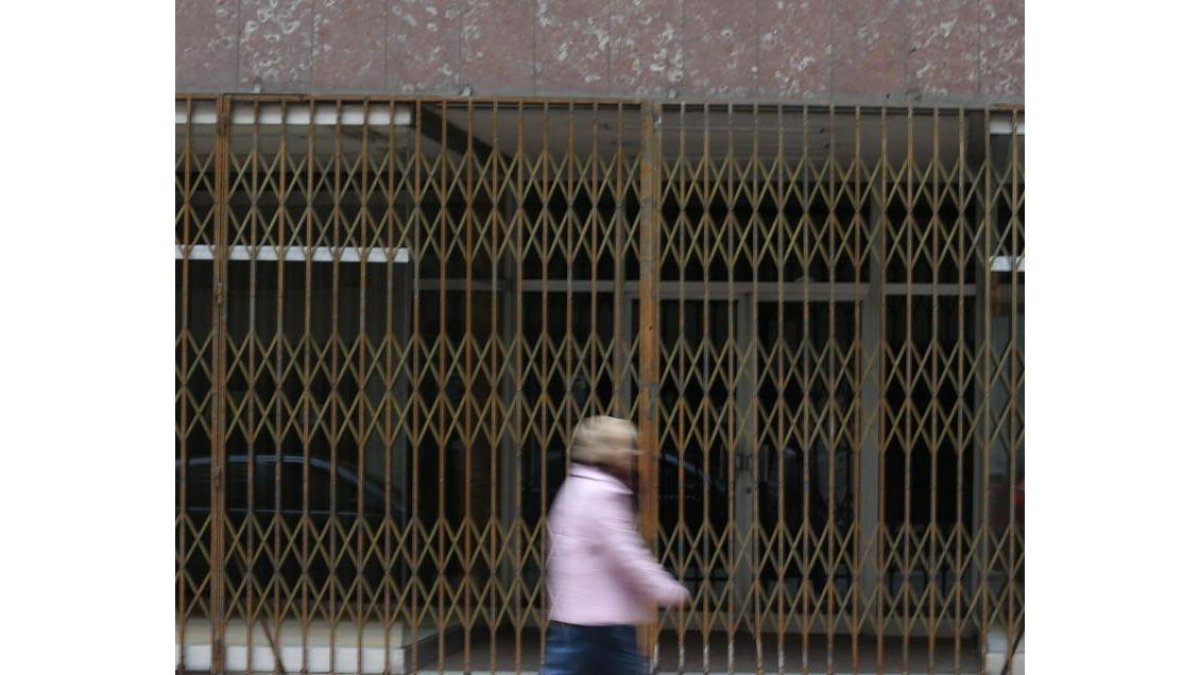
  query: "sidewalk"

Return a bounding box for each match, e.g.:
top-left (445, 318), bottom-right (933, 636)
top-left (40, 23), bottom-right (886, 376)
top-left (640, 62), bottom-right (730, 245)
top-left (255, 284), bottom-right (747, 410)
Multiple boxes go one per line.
top-left (179, 620), bottom-right (1005, 674)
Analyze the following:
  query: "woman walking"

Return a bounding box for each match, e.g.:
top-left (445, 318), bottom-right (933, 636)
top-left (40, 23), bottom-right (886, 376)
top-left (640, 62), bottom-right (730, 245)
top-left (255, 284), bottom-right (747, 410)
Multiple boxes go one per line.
top-left (541, 416), bottom-right (691, 675)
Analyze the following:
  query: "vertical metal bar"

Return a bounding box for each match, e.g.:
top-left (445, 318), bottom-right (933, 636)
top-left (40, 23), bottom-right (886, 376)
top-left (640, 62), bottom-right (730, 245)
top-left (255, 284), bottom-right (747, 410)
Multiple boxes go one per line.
top-left (176, 97), bottom-right (193, 671)
top-left (407, 101), bottom-right (423, 675)
top-left (564, 100), bottom-right (574, 430)
top-left (245, 102), bottom-right (261, 673)
top-left (463, 99), bottom-right (476, 674)
top-left (901, 105), bottom-right (916, 675)
top-left (800, 104), bottom-right (812, 675)
top-left (209, 95), bottom-right (231, 675)
top-left (538, 100), bottom-right (551, 667)
top-left (1006, 108), bottom-right (1023, 672)
top-left (512, 99), bottom-right (526, 672)
top-left (614, 103), bottom-right (629, 419)
top-left (328, 99), bottom-right (344, 667)
top-left (586, 103), bottom-right (599, 424)
top-left (928, 106), bottom-right (941, 675)
top-left (851, 105), bottom-right (864, 673)
top-left (824, 102), bottom-right (838, 675)
top-left (496, 103), bottom-right (517, 608)
top-left (397, 235), bottom-right (413, 669)
top-left (586, 104), bottom-right (599, 424)
top-left (382, 99), bottom-right (398, 675)
top-left (299, 98), bottom-right (315, 675)
top-left (356, 101), bottom-right (372, 672)
top-left (437, 99), bottom-right (449, 672)
top-left (559, 98), bottom-right (573, 638)
top-left (674, 104), bottom-right (691, 670)
top-left (979, 108), bottom-right (994, 668)
top-left (637, 101), bottom-right (661, 666)
top-left (796, 103), bottom-right (816, 672)
top-left (954, 107), bottom-right (968, 674)
top-left (488, 98), bottom-right (502, 675)
top-left (723, 102), bottom-right (736, 675)
top-left (774, 103), bottom-right (786, 675)
top-left (397, 140), bottom-right (415, 671)
top-left (875, 105), bottom-right (889, 673)
top-left (851, 104), bottom-right (874, 675)
top-left (508, 100), bottom-right (523, 672)
top-left (271, 99), bottom-right (289, 673)
top-left (700, 102), bottom-right (714, 674)
top-left (749, 101), bottom-right (765, 674)
top-left (735, 293), bottom-right (756, 669)
top-left (674, 103), bottom-right (689, 671)
top-left (700, 104), bottom-right (716, 671)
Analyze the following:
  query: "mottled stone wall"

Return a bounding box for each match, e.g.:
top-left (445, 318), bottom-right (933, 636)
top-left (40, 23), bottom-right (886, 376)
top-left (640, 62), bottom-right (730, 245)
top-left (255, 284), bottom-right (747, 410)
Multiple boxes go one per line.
top-left (177, 0), bottom-right (1023, 105)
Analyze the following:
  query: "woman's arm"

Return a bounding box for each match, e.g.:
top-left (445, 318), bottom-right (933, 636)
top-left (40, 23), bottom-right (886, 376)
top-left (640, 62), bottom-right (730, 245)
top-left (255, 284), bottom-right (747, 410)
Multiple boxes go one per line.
top-left (595, 488), bottom-right (690, 608)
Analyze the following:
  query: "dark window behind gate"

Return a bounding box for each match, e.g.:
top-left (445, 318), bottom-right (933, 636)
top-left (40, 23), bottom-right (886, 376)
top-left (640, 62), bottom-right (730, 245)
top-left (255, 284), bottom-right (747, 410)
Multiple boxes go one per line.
top-left (176, 97), bottom-right (1024, 674)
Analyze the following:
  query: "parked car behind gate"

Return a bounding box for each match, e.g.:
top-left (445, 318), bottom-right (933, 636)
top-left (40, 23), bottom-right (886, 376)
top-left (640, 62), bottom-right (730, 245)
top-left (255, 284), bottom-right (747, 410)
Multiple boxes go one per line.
top-left (177, 454), bottom-right (409, 599)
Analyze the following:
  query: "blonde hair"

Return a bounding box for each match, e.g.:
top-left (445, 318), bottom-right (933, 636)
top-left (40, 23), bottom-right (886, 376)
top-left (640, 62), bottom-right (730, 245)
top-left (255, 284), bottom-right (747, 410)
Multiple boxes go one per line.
top-left (570, 416), bottom-right (639, 467)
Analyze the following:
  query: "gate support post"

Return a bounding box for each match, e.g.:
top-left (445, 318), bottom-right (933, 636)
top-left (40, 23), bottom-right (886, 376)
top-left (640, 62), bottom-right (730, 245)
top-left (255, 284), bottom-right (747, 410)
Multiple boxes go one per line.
top-left (208, 95), bottom-right (231, 675)
top-left (636, 102), bottom-right (661, 667)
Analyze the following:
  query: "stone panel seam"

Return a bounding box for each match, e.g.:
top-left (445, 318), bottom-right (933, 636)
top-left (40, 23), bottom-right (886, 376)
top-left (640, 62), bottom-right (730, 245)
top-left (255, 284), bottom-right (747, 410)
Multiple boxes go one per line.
top-left (309, 0), bottom-right (316, 90)
top-left (904, 0), bottom-right (914, 98)
top-left (383, 0), bottom-right (390, 90)
top-left (826, 0), bottom-right (834, 99)
top-left (974, 0), bottom-right (984, 99)
top-left (976, 0), bottom-right (986, 102)
top-left (675, 0), bottom-right (684, 95)
top-left (234, 0), bottom-right (244, 89)
top-left (606, 0), bottom-right (613, 97)
top-left (531, 0), bottom-right (538, 92)
top-left (456, 0), bottom-right (465, 89)
top-left (753, 0), bottom-right (761, 97)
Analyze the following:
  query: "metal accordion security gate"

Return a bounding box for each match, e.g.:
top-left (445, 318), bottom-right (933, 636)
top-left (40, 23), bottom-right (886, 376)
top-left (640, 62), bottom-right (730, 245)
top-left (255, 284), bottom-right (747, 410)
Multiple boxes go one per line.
top-left (177, 96), bottom-right (1024, 674)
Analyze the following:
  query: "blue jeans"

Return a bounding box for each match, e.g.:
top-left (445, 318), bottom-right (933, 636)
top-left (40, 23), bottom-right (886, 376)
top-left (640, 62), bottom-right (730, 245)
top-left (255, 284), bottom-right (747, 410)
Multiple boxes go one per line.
top-left (540, 622), bottom-right (648, 675)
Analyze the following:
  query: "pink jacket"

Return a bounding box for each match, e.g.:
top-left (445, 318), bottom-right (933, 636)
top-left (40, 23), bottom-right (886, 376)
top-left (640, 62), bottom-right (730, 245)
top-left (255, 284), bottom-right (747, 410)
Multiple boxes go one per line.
top-left (546, 464), bottom-right (689, 625)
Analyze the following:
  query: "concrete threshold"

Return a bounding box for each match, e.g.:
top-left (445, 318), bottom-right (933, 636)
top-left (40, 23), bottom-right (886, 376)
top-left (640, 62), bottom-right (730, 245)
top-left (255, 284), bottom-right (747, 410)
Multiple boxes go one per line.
top-left (177, 622), bottom-right (1014, 674)
top-left (176, 618), bottom-right (463, 674)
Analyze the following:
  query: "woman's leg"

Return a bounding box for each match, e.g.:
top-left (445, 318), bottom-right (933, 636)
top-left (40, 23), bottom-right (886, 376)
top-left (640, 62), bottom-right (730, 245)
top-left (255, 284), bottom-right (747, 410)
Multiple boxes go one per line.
top-left (540, 623), bottom-right (596, 675)
top-left (595, 625), bottom-right (647, 675)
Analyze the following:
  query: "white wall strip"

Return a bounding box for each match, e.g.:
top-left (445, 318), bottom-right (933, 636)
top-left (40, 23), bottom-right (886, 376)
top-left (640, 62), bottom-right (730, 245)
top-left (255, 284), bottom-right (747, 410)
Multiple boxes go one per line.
top-left (176, 101), bottom-right (413, 127)
top-left (989, 255), bottom-right (1025, 272)
top-left (987, 116), bottom-right (1025, 135)
top-left (177, 245), bottom-right (410, 264)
